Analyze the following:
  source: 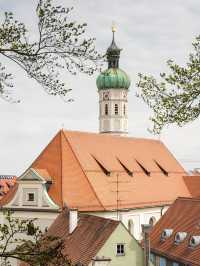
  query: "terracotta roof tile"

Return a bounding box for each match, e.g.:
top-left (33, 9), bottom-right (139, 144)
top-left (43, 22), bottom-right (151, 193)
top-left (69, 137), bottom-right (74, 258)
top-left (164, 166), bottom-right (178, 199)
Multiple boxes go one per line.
top-left (184, 175), bottom-right (200, 198)
top-left (9, 130), bottom-right (190, 211)
top-left (150, 197), bottom-right (200, 265)
top-left (47, 209), bottom-right (119, 265)
top-left (0, 176), bottom-right (16, 201)
top-left (0, 183), bottom-right (18, 206)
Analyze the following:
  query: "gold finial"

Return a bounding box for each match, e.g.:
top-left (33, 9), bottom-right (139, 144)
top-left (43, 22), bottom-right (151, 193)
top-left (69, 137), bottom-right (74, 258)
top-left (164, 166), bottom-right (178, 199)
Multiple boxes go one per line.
top-left (112, 21), bottom-right (116, 33)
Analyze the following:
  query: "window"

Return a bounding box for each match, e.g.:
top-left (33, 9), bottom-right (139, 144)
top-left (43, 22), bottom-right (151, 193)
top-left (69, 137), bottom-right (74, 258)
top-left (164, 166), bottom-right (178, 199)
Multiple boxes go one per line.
top-left (114, 104), bottom-right (118, 115)
top-left (172, 263), bottom-right (179, 266)
top-left (128, 219), bottom-right (134, 235)
top-left (27, 193), bottom-right (35, 202)
top-left (105, 104), bottom-right (108, 115)
top-left (123, 104), bottom-right (126, 115)
top-left (159, 257), bottom-right (166, 266)
top-left (150, 253), bottom-right (156, 265)
top-left (116, 244), bottom-right (125, 256)
top-left (149, 216), bottom-right (156, 227)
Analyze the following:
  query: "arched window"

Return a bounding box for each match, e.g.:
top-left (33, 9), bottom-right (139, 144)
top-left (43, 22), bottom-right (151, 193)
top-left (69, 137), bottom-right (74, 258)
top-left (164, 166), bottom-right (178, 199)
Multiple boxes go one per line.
top-left (149, 216), bottom-right (156, 227)
top-left (105, 104), bottom-right (108, 115)
top-left (128, 219), bottom-right (134, 235)
top-left (114, 104), bottom-right (118, 115)
top-left (123, 104), bottom-right (126, 115)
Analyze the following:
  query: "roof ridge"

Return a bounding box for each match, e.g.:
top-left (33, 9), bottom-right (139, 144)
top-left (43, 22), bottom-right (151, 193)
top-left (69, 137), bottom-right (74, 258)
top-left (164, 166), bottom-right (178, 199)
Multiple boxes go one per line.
top-left (62, 131), bottom-right (105, 210)
top-left (63, 129), bottom-right (160, 142)
top-left (80, 213), bottom-right (120, 224)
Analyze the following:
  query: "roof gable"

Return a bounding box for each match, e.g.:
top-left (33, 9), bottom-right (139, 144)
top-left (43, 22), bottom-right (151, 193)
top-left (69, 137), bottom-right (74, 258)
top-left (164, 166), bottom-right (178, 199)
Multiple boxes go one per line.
top-left (47, 209), bottom-right (119, 265)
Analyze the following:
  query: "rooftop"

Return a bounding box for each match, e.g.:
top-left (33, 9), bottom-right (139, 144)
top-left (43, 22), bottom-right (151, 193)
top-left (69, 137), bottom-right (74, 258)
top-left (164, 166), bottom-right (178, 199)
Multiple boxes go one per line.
top-left (47, 209), bottom-right (119, 265)
top-left (150, 197), bottom-right (200, 266)
top-left (0, 130), bottom-right (191, 211)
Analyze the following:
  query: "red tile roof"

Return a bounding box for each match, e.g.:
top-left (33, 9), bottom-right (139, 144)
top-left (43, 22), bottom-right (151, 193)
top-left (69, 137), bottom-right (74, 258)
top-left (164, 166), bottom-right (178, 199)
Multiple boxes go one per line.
top-left (150, 197), bottom-right (200, 266)
top-left (1, 130), bottom-right (191, 211)
top-left (29, 130), bottom-right (190, 211)
top-left (0, 176), bottom-right (16, 200)
top-left (184, 175), bottom-right (200, 198)
top-left (47, 209), bottom-right (119, 265)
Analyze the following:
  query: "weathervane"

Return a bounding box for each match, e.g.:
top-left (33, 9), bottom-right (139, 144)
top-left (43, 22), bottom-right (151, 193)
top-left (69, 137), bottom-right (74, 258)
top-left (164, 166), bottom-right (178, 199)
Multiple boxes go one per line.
top-left (112, 21), bottom-right (116, 33)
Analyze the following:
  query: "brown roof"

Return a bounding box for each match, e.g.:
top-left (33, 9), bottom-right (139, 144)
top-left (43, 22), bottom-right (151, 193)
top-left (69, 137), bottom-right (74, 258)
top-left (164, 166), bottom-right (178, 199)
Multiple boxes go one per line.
top-left (0, 183), bottom-right (18, 206)
top-left (47, 209), bottom-right (119, 265)
top-left (150, 197), bottom-right (200, 266)
top-left (184, 175), bottom-right (200, 198)
top-left (28, 130), bottom-right (190, 211)
top-left (0, 176), bottom-right (16, 201)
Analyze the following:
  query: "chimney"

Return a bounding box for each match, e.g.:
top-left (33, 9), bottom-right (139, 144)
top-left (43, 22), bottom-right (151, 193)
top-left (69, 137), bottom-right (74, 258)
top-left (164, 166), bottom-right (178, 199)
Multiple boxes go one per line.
top-left (69, 208), bottom-right (78, 234)
top-left (142, 224), bottom-right (152, 266)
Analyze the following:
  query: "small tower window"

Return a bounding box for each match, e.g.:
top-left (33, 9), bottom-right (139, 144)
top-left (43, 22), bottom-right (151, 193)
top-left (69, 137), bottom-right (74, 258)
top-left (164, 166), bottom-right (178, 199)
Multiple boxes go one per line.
top-left (123, 104), bottom-right (126, 115)
top-left (114, 104), bottom-right (118, 115)
top-left (105, 104), bottom-right (108, 115)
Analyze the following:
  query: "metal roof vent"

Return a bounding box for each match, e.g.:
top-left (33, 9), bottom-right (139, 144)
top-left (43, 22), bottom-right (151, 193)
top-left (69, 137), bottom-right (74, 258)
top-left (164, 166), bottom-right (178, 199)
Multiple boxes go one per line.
top-left (189, 236), bottom-right (200, 248)
top-left (161, 229), bottom-right (173, 241)
top-left (174, 232), bottom-right (187, 244)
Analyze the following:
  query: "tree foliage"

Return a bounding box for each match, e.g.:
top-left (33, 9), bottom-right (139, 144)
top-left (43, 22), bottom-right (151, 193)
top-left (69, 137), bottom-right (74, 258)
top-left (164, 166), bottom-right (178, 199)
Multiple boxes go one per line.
top-left (0, 0), bottom-right (101, 102)
top-left (0, 210), bottom-right (70, 265)
top-left (137, 35), bottom-right (200, 134)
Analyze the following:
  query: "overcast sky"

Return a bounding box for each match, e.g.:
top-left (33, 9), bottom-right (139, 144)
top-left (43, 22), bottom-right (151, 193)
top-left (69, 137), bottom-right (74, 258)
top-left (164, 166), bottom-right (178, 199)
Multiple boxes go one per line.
top-left (0, 0), bottom-right (200, 175)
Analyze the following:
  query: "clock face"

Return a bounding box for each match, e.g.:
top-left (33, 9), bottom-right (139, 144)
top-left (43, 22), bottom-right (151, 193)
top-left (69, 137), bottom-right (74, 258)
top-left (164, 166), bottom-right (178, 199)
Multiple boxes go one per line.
top-left (123, 92), bottom-right (127, 100)
top-left (103, 92), bottom-right (109, 100)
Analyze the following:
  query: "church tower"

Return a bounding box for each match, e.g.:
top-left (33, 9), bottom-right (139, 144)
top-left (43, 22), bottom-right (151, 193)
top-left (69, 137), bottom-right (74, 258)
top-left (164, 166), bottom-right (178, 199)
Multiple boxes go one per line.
top-left (96, 27), bottom-right (131, 135)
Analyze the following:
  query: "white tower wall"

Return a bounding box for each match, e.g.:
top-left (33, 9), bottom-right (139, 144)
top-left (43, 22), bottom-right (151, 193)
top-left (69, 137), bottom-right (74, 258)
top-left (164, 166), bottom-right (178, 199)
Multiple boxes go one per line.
top-left (99, 89), bottom-right (128, 135)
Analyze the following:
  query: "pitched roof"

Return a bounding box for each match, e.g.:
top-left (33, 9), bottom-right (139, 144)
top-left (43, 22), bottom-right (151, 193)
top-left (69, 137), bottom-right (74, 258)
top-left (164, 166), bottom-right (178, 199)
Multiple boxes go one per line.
top-left (0, 175), bottom-right (16, 200)
top-left (29, 130), bottom-right (190, 211)
top-left (47, 209), bottom-right (119, 265)
top-left (150, 197), bottom-right (200, 266)
top-left (184, 175), bottom-right (200, 198)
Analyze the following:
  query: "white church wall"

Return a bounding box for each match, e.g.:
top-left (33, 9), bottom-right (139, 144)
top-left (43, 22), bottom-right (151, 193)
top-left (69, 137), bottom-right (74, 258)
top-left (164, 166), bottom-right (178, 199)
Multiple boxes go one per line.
top-left (86, 205), bottom-right (169, 240)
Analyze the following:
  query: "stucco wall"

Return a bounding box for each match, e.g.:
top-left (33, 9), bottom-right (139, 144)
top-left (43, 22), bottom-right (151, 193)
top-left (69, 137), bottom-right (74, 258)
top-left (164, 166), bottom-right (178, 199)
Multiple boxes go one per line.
top-left (95, 223), bottom-right (144, 266)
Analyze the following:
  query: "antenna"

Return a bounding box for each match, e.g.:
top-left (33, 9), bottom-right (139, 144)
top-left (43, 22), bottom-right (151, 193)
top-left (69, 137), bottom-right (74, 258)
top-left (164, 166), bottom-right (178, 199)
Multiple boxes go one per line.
top-left (110, 173), bottom-right (130, 220)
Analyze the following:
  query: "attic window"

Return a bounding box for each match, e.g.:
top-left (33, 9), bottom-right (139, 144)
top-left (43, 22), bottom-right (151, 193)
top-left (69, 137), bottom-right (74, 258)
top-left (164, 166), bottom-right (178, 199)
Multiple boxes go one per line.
top-left (174, 232), bottom-right (187, 244)
top-left (116, 244), bottom-right (125, 256)
top-left (189, 236), bottom-right (200, 248)
top-left (117, 158), bottom-right (133, 176)
top-left (136, 160), bottom-right (150, 176)
top-left (92, 155), bottom-right (110, 176)
top-left (161, 229), bottom-right (173, 241)
top-left (27, 193), bottom-right (35, 202)
top-left (155, 161), bottom-right (168, 176)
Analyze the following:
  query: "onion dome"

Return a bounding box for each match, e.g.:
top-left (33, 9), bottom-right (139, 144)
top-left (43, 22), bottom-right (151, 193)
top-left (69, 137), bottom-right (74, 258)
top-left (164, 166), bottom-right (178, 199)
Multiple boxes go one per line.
top-left (96, 68), bottom-right (131, 90)
top-left (96, 26), bottom-right (131, 91)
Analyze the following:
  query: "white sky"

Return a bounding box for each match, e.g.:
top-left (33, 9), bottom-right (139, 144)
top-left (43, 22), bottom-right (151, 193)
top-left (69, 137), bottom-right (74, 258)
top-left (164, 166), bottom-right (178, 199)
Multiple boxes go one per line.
top-left (0, 0), bottom-right (200, 175)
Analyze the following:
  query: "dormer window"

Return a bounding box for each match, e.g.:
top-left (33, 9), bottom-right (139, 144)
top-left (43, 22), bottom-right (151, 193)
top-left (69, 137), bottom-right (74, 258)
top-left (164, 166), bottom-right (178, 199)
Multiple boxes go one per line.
top-left (174, 232), bottom-right (187, 244)
top-left (161, 229), bottom-right (173, 241)
top-left (28, 193), bottom-right (35, 202)
top-left (189, 236), bottom-right (200, 248)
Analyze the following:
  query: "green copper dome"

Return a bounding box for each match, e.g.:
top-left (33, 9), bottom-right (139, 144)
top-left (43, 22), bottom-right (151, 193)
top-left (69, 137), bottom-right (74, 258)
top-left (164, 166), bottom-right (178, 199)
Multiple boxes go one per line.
top-left (96, 28), bottom-right (131, 91)
top-left (96, 68), bottom-right (131, 90)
